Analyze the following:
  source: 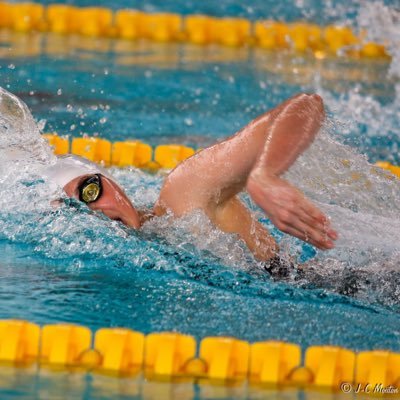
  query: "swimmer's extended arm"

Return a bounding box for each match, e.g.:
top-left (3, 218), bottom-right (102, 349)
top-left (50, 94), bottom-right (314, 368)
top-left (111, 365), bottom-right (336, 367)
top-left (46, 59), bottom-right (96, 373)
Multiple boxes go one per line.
top-left (156, 93), bottom-right (337, 259)
top-left (246, 94), bottom-right (337, 249)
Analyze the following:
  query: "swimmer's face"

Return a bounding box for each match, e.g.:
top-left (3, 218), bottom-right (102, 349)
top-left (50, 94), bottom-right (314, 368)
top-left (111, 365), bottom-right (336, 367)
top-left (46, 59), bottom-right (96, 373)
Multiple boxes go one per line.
top-left (63, 174), bottom-right (141, 229)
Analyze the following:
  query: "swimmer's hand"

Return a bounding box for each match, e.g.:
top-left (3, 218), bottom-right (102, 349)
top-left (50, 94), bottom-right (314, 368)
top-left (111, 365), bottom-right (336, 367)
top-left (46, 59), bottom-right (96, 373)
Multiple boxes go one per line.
top-left (247, 172), bottom-right (337, 250)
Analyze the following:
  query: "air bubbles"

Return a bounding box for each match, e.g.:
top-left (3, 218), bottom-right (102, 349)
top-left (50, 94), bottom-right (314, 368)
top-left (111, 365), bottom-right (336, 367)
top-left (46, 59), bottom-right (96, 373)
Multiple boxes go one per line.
top-left (57, 88), bottom-right (62, 96)
top-left (37, 119), bottom-right (46, 132)
top-left (99, 104), bottom-right (110, 111)
top-left (184, 118), bottom-right (193, 127)
top-left (295, 0), bottom-right (305, 8)
top-left (73, 259), bottom-right (83, 269)
top-left (246, 6), bottom-right (254, 15)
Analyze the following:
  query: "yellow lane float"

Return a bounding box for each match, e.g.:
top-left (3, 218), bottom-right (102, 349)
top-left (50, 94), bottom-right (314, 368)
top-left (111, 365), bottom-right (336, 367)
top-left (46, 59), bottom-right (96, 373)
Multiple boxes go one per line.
top-left (375, 161), bottom-right (400, 178)
top-left (143, 13), bottom-right (183, 42)
top-left (0, 319), bottom-right (40, 364)
top-left (46, 4), bottom-right (77, 35)
top-left (4, 2), bottom-right (45, 33)
top-left (42, 134), bottom-right (196, 170)
top-left (185, 15), bottom-right (218, 45)
top-left (74, 7), bottom-right (114, 37)
top-left (249, 341), bottom-right (301, 385)
top-left (211, 18), bottom-right (251, 47)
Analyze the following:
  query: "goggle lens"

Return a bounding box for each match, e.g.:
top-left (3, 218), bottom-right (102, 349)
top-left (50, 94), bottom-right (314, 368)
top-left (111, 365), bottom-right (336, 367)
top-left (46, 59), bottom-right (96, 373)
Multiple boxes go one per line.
top-left (78, 174), bottom-right (102, 204)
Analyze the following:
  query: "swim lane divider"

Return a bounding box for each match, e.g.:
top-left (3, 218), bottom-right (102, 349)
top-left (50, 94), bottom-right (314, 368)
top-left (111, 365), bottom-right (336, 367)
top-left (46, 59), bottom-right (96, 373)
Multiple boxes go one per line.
top-left (42, 133), bottom-right (195, 171)
top-left (0, 2), bottom-right (390, 59)
top-left (0, 319), bottom-right (399, 392)
top-left (43, 133), bottom-right (400, 178)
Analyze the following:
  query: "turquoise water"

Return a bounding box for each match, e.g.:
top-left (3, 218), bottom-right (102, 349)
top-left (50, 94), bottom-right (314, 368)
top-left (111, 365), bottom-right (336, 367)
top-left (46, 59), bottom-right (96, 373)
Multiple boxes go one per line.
top-left (0, 1), bottom-right (399, 399)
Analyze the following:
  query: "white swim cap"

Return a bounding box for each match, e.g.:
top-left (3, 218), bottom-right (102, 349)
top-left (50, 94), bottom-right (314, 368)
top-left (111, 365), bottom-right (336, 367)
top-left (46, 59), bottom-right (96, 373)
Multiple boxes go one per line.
top-left (43, 154), bottom-right (113, 188)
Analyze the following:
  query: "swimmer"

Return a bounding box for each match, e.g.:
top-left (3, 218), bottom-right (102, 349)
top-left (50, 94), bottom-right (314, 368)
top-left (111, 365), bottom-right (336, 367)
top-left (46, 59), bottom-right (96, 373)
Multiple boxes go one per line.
top-left (44, 93), bottom-right (338, 264)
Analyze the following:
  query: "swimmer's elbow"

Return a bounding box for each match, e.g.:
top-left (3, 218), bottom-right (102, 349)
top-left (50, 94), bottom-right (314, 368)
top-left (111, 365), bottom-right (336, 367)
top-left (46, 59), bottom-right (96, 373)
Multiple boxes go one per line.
top-left (293, 92), bottom-right (325, 119)
top-left (310, 93), bottom-right (325, 117)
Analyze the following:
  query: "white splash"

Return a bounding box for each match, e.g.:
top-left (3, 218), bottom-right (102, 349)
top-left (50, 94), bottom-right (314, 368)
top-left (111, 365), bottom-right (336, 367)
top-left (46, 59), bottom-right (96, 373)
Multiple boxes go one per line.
top-left (357, 1), bottom-right (400, 77)
top-left (0, 87), bottom-right (54, 170)
top-left (285, 131), bottom-right (400, 268)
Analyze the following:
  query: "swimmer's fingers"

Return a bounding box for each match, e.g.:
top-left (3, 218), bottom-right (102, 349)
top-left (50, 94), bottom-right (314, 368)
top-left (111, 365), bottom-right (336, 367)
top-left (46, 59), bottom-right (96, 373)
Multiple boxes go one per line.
top-left (271, 211), bottom-right (334, 250)
top-left (298, 196), bottom-right (326, 223)
top-left (285, 226), bottom-right (335, 250)
top-left (297, 208), bottom-right (338, 241)
top-left (279, 219), bottom-right (335, 250)
top-left (298, 198), bottom-right (338, 240)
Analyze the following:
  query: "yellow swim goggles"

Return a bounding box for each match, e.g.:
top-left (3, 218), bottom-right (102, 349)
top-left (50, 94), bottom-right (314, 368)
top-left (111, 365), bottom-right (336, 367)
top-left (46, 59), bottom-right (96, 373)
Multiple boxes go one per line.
top-left (78, 174), bottom-right (103, 204)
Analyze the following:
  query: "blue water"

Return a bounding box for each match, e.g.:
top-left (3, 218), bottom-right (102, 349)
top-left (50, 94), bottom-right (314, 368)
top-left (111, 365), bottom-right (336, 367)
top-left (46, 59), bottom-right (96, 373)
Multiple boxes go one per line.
top-left (0, 1), bottom-right (399, 399)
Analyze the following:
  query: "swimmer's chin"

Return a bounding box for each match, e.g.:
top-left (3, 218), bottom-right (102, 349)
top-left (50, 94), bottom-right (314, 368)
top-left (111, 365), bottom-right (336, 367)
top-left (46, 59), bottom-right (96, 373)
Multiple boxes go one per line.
top-left (98, 208), bottom-right (152, 229)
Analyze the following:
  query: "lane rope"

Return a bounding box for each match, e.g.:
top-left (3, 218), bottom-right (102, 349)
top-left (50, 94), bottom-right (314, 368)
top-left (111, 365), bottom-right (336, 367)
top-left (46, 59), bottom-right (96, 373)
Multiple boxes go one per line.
top-left (0, 319), bottom-right (398, 390)
top-left (0, 2), bottom-right (390, 59)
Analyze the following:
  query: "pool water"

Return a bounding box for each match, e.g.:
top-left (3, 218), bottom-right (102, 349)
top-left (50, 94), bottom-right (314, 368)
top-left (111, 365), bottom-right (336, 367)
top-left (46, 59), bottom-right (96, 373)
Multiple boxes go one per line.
top-left (0, 0), bottom-right (399, 399)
